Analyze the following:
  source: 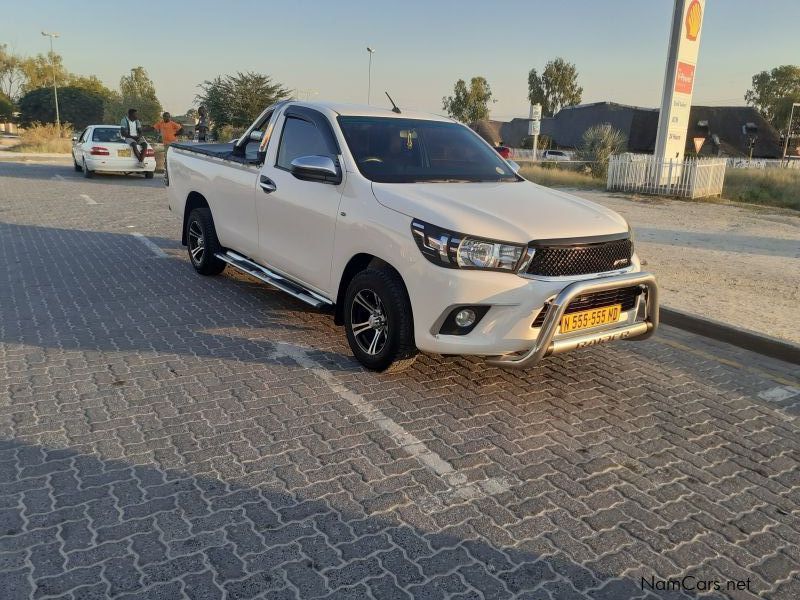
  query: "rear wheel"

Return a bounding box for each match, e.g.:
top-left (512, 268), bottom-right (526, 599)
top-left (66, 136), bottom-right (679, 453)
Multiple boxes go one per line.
top-left (186, 208), bottom-right (226, 275)
top-left (82, 159), bottom-right (93, 178)
top-left (344, 267), bottom-right (417, 372)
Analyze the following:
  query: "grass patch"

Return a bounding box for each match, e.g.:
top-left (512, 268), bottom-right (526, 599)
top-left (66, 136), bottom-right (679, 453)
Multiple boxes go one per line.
top-left (518, 164), bottom-right (604, 190)
top-left (11, 123), bottom-right (73, 154)
top-left (723, 168), bottom-right (800, 211)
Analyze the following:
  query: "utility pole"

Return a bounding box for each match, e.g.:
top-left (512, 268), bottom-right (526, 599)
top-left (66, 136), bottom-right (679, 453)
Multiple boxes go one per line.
top-left (366, 47), bottom-right (375, 105)
top-left (782, 102), bottom-right (800, 164)
top-left (41, 31), bottom-right (60, 130)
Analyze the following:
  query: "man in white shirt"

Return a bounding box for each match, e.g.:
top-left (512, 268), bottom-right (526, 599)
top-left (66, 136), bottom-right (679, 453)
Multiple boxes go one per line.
top-left (120, 108), bottom-right (148, 165)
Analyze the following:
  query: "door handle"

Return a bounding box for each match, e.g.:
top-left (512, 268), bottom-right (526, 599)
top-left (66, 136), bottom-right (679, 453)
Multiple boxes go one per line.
top-left (259, 175), bottom-right (277, 193)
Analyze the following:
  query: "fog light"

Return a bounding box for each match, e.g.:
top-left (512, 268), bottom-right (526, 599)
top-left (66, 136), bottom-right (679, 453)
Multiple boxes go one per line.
top-left (454, 309), bottom-right (477, 328)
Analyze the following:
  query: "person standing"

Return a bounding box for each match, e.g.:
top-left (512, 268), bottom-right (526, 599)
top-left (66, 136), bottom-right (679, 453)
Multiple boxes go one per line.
top-left (197, 106), bottom-right (209, 142)
top-left (120, 108), bottom-right (148, 165)
top-left (152, 112), bottom-right (183, 147)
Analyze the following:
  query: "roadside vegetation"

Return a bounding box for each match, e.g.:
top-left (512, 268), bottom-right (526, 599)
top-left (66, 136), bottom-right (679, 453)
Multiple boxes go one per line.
top-left (519, 164), bottom-right (603, 189)
top-left (723, 168), bottom-right (800, 211)
top-left (11, 123), bottom-right (73, 153)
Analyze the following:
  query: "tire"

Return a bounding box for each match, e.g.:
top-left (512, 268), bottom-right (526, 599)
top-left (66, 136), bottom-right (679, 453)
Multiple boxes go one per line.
top-left (186, 207), bottom-right (226, 275)
top-left (74, 158), bottom-right (82, 172)
top-left (82, 159), bottom-right (93, 178)
top-left (344, 267), bottom-right (417, 372)
top-left (144, 171), bottom-right (154, 179)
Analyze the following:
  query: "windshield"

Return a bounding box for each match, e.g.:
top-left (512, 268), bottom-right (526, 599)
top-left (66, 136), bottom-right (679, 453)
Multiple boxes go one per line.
top-left (338, 116), bottom-right (518, 183)
top-left (92, 127), bottom-right (124, 143)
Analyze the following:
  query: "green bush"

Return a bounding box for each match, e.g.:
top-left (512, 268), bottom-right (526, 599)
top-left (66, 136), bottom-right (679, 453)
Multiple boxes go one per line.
top-left (19, 86), bottom-right (104, 129)
top-left (576, 123), bottom-right (626, 179)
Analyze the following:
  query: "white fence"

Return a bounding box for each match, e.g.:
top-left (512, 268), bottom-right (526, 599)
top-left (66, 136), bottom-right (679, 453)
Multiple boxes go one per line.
top-left (726, 157), bottom-right (800, 170)
top-left (607, 154), bottom-right (727, 199)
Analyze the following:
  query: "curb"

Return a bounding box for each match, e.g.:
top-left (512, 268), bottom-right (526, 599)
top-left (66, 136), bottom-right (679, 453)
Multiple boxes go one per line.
top-left (0, 156), bottom-right (72, 164)
top-left (661, 307), bottom-right (800, 366)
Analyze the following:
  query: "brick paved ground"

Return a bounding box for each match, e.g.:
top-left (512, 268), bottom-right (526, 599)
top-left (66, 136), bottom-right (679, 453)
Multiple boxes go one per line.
top-left (0, 162), bottom-right (798, 600)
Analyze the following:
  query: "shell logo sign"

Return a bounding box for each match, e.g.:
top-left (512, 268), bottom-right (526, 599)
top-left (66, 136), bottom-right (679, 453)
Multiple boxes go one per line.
top-left (685, 0), bottom-right (702, 41)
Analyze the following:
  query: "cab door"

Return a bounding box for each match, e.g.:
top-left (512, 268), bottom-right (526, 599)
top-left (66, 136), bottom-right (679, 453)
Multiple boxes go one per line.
top-left (256, 106), bottom-right (344, 295)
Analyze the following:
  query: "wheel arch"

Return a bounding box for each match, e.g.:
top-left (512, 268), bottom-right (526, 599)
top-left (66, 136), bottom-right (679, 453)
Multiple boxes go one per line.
top-left (334, 254), bottom-right (411, 326)
top-left (182, 192), bottom-right (210, 246)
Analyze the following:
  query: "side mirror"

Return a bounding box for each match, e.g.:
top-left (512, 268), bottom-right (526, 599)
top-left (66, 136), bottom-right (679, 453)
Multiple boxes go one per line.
top-left (507, 160), bottom-right (521, 173)
top-left (71, 136), bottom-right (78, 142)
top-left (290, 155), bottom-right (341, 184)
top-left (249, 130), bottom-right (263, 142)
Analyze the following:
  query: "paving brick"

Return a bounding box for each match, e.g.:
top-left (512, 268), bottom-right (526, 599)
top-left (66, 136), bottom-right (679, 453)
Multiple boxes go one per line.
top-left (1, 163), bottom-right (799, 600)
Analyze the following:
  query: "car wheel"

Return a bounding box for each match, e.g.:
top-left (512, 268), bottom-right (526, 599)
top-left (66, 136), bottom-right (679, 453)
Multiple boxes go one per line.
top-left (344, 267), bottom-right (417, 372)
top-left (74, 158), bottom-right (82, 172)
top-left (82, 159), bottom-right (93, 178)
top-left (144, 171), bottom-right (154, 179)
top-left (186, 207), bottom-right (226, 275)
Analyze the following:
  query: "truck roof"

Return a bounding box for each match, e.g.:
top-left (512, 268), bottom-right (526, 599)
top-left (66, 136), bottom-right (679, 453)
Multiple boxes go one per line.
top-left (288, 101), bottom-right (454, 122)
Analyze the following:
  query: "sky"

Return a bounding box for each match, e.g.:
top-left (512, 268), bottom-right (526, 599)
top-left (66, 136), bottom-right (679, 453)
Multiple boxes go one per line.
top-left (2, 0), bottom-right (798, 119)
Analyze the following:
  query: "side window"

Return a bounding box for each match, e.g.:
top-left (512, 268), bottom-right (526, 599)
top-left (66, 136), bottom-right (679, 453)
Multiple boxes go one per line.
top-left (276, 117), bottom-right (333, 170)
top-left (79, 128), bottom-right (88, 143)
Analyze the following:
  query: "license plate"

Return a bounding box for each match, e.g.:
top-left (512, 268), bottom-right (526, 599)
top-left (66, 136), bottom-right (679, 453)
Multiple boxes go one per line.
top-left (117, 149), bottom-right (131, 157)
top-left (560, 304), bottom-right (622, 334)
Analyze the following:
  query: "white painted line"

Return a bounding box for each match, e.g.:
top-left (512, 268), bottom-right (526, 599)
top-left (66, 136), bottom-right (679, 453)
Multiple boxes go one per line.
top-left (759, 386), bottom-right (800, 402)
top-left (132, 232), bottom-right (167, 258)
top-left (80, 194), bottom-right (98, 205)
top-left (273, 342), bottom-right (512, 511)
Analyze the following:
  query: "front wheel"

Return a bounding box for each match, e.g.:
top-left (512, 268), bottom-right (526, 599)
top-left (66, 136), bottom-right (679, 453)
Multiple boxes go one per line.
top-left (186, 208), bottom-right (226, 275)
top-left (344, 267), bottom-right (417, 372)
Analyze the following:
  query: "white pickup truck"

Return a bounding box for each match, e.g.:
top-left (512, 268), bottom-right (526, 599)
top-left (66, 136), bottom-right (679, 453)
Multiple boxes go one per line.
top-left (166, 101), bottom-right (658, 372)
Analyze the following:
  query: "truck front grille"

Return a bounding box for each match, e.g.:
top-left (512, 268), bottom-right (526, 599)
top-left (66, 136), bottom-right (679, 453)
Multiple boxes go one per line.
top-left (532, 285), bottom-right (641, 328)
top-left (525, 237), bottom-right (633, 277)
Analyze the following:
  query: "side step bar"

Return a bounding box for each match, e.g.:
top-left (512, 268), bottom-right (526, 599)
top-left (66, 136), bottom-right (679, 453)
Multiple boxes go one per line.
top-left (215, 251), bottom-right (332, 309)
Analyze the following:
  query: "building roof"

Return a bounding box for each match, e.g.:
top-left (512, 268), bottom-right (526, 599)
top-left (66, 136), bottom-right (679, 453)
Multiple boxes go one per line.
top-left (472, 101), bottom-right (783, 158)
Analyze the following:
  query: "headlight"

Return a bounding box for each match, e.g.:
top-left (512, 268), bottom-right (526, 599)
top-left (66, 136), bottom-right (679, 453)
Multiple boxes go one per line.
top-left (411, 220), bottom-right (525, 271)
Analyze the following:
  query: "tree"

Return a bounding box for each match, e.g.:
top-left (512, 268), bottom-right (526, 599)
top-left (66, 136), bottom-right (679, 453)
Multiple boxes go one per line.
top-left (528, 58), bottom-right (583, 117)
top-left (576, 123), bottom-right (626, 179)
top-left (19, 52), bottom-right (70, 95)
top-left (104, 67), bottom-right (162, 125)
top-left (745, 65), bottom-right (800, 130)
top-left (0, 44), bottom-right (24, 101)
top-left (442, 76), bottom-right (493, 123)
top-left (0, 92), bottom-right (14, 120)
top-left (68, 75), bottom-right (114, 101)
top-left (19, 86), bottom-right (105, 129)
top-left (197, 72), bottom-right (290, 130)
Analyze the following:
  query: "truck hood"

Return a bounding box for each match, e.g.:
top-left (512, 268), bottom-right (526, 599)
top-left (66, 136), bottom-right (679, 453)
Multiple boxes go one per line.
top-left (371, 180), bottom-right (628, 242)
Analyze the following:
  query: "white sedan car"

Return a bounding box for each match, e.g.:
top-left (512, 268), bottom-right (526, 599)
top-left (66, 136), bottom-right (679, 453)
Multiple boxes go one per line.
top-left (72, 125), bottom-right (156, 178)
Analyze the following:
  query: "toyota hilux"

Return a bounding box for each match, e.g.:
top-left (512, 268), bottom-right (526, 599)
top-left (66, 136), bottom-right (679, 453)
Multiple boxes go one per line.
top-left (165, 101), bottom-right (658, 372)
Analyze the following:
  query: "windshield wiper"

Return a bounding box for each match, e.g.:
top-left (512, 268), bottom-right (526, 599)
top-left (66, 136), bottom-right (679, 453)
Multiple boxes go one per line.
top-left (423, 178), bottom-right (473, 183)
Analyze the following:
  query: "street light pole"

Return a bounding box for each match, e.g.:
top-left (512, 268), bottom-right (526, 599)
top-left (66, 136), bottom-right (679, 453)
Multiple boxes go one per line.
top-left (41, 31), bottom-right (60, 130)
top-left (366, 47), bottom-right (375, 105)
top-left (782, 102), bottom-right (800, 163)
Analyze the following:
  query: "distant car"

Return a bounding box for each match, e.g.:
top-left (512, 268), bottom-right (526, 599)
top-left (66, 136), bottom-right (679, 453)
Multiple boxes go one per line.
top-left (72, 125), bottom-right (156, 179)
top-left (494, 144), bottom-right (511, 159)
top-left (542, 149), bottom-right (570, 161)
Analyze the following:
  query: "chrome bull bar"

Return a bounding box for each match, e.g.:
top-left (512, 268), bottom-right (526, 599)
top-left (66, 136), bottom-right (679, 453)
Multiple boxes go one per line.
top-left (486, 271), bottom-right (658, 369)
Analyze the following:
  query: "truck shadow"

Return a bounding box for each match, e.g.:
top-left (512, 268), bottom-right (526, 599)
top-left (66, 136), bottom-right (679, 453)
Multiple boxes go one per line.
top-left (0, 221), bottom-right (796, 415)
top-left (0, 437), bottom-right (731, 600)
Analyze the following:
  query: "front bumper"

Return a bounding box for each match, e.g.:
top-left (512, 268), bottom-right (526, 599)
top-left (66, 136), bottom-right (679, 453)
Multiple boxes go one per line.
top-left (485, 271), bottom-right (658, 368)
